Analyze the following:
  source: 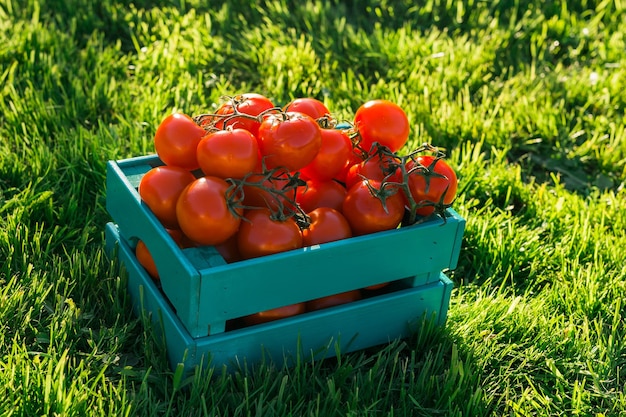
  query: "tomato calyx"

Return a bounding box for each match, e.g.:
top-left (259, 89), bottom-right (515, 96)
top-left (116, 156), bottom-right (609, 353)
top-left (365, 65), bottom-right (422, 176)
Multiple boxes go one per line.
top-left (227, 164), bottom-right (311, 229)
top-left (193, 94), bottom-right (282, 131)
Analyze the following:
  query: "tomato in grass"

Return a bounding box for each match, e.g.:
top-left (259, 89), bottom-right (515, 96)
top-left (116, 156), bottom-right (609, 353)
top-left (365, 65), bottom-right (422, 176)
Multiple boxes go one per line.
top-left (138, 165), bottom-right (196, 229)
top-left (302, 207), bottom-right (352, 247)
top-left (283, 97), bottom-right (330, 120)
top-left (305, 290), bottom-right (362, 312)
top-left (299, 128), bottom-right (353, 181)
top-left (243, 302), bottom-right (306, 326)
top-left (295, 178), bottom-right (347, 214)
top-left (154, 113), bottom-right (206, 170)
top-left (404, 155), bottom-right (458, 217)
top-left (196, 128), bottom-right (259, 180)
top-left (342, 179), bottom-right (405, 236)
top-left (212, 93), bottom-right (276, 137)
top-left (237, 209), bottom-right (303, 259)
top-left (257, 111), bottom-right (323, 172)
top-left (353, 100), bottom-right (410, 153)
top-left (176, 177), bottom-right (243, 246)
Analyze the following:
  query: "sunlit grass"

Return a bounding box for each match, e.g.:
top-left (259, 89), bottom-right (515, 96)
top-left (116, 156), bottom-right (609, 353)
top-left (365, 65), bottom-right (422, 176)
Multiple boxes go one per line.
top-left (1, 0), bottom-right (625, 415)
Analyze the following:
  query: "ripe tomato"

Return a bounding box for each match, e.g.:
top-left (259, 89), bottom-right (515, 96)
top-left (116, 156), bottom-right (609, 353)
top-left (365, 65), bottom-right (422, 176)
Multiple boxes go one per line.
top-left (404, 155), bottom-right (458, 217)
top-left (237, 209), bottom-right (303, 259)
top-left (196, 128), bottom-right (259, 179)
top-left (283, 97), bottom-right (330, 120)
top-left (295, 179), bottom-right (347, 214)
top-left (334, 149), bottom-right (364, 184)
top-left (299, 128), bottom-right (353, 181)
top-left (302, 207), bottom-right (352, 246)
top-left (342, 180), bottom-right (405, 236)
top-left (135, 240), bottom-right (159, 280)
top-left (305, 289), bottom-right (362, 312)
top-left (242, 168), bottom-right (298, 213)
top-left (176, 177), bottom-right (243, 246)
top-left (257, 112), bottom-right (322, 172)
top-left (135, 229), bottom-right (187, 281)
top-left (243, 302), bottom-right (306, 326)
top-left (353, 100), bottom-right (410, 153)
top-left (213, 93), bottom-right (276, 137)
top-left (344, 153), bottom-right (402, 190)
top-left (138, 165), bottom-right (196, 229)
top-left (214, 233), bottom-right (242, 263)
top-left (154, 113), bottom-right (206, 170)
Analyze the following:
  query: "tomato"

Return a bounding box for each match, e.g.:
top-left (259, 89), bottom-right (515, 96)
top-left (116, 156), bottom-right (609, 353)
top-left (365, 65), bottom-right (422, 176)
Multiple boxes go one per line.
top-left (257, 112), bottom-right (323, 172)
top-left (237, 209), bottom-right (303, 259)
top-left (135, 229), bottom-right (187, 281)
top-left (299, 128), bottom-right (353, 181)
top-left (404, 155), bottom-right (458, 217)
top-left (213, 93), bottom-right (276, 137)
top-left (196, 128), bottom-right (259, 179)
top-left (214, 233), bottom-right (242, 263)
top-left (334, 149), bottom-right (364, 184)
top-left (302, 207), bottom-right (352, 246)
top-left (283, 97), bottom-right (330, 120)
top-left (305, 289), bottom-right (362, 312)
top-left (242, 168), bottom-right (298, 213)
top-left (135, 240), bottom-right (159, 280)
top-left (243, 302), bottom-right (306, 326)
top-left (154, 113), bottom-right (206, 170)
top-left (344, 153), bottom-right (402, 191)
top-left (353, 100), bottom-right (410, 153)
top-left (176, 177), bottom-right (243, 246)
top-left (295, 179), bottom-right (347, 214)
top-left (342, 179), bottom-right (405, 236)
top-left (138, 165), bottom-right (196, 229)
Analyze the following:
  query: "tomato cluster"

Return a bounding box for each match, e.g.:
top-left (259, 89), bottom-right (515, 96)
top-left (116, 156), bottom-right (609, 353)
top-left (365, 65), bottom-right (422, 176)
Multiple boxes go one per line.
top-left (135, 94), bottom-right (459, 326)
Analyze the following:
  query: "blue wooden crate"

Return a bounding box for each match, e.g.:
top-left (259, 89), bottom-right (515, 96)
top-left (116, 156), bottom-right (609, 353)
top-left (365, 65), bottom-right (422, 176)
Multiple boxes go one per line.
top-left (105, 222), bottom-right (454, 371)
top-left (105, 155), bottom-right (465, 339)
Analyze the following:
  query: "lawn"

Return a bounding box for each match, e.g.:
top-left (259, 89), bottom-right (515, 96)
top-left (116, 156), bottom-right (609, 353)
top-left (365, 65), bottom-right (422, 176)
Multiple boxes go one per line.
top-left (1, 0), bottom-right (625, 415)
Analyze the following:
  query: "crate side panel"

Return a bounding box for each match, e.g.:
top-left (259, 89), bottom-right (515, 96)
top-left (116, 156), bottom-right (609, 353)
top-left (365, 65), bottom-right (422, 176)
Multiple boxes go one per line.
top-left (191, 278), bottom-right (450, 370)
top-left (104, 223), bottom-right (196, 367)
top-left (106, 160), bottom-right (203, 334)
top-left (195, 213), bottom-right (463, 322)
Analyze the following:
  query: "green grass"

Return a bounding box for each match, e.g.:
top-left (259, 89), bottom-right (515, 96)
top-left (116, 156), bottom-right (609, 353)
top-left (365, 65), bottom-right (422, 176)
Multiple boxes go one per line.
top-left (2, 0), bottom-right (626, 415)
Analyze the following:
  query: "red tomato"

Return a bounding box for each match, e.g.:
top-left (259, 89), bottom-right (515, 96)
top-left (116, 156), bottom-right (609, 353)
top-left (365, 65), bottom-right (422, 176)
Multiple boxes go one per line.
top-left (214, 233), bottom-right (242, 263)
top-left (306, 290), bottom-right (362, 312)
top-left (242, 168), bottom-right (298, 213)
top-left (243, 302), bottom-right (306, 326)
top-left (344, 153), bottom-right (402, 191)
top-left (176, 177), bottom-right (243, 246)
top-left (213, 93), bottom-right (276, 137)
top-left (196, 128), bottom-right (259, 179)
top-left (342, 180), bottom-right (405, 236)
top-left (284, 97), bottom-right (330, 120)
top-left (295, 179), bottom-right (347, 214)
top-left (353, 100), bottom-right (410, 153)
top-left (135, 240), bottom-right (159, 280)
top-left (299, 128), bottom-right (353, 181)
top-left (405, 155), bottom-right (458, 216)
top-left (237, 209), bottom-right (303, 259)
top-left (138, 166), bottom-right (196, 229)
top-left (257, 112), bottom-right (323, 172)
top-left (334, 149), bottom-right (364, 184)
top-left (154, 113), bottom-right (206, 170)
top-left (135, 229), bottom-right (187, 281)
top-left (302, 207), bottom-right (352, 246)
